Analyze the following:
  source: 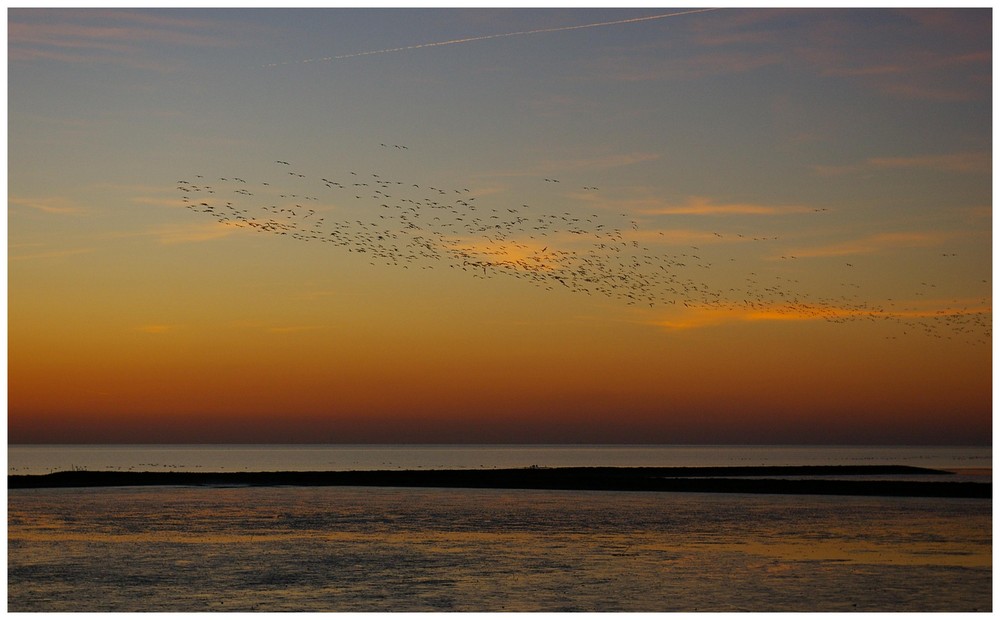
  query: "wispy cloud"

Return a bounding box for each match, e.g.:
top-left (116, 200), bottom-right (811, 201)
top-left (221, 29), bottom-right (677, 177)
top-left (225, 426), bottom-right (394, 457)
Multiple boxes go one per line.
top-left (868, 152), bottom-right (991, 174)
top-left (638, 50), bottom-right (784, 81)
top-left (785, 231), bottom-right (954, 258)
top-left (626, 228), bottom-right (727, 245)
top-left (652, 303), bottom-right (859, 330)
top-left (151, 222), bottom-right (240, 245)
top-left (131, 195), bottom-right (191, 209)
top-left (638, 196), bottom-right (814, 217)
top-left (614, 8), bottom-right (989, 103)
top-left (583, 9), bottom-right (791, 80)
top-left (9, 8), bottom-right (246, 70)
top-left (770, 8), bottom-right (990, 102)
top-left (812, 151), bottom-right (990, 177)
top-left (818, 48), bottom-right (990, 102)
top-left (9, 247), bottom-right (96, 261)
top-left (102, 222), bottom-right (241, 245)
top-left (652, 298), bottom-right (991, 331)
top-left (9, 195), bottom-right (87, 215)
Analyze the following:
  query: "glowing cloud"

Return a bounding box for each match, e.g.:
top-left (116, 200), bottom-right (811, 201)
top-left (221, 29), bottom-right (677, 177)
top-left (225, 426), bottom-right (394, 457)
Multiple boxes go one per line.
top-left (652, 300), bottom-right (991, 331)
top-left (639, 196), bottom-right (813, 216)
top-left (652, 303), bottom-right (859, 330)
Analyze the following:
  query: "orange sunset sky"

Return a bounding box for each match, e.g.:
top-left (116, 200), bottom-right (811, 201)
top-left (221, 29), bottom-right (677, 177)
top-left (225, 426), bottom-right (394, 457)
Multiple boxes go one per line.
top-left (8, 7), bottom-right (992, 444)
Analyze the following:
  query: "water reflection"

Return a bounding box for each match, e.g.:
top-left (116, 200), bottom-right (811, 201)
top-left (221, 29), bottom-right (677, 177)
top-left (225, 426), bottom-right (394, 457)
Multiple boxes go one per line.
top-left (8, 486), bottom-right (991, 612)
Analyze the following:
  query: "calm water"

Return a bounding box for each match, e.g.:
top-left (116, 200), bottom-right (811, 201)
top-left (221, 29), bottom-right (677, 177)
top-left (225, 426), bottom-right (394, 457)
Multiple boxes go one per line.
top-left (7, 443), bottom-right (993, 475)
top-left (8, 485), bottom-right (991, 612)
top-left (7, 445), bottom-right (992, 612)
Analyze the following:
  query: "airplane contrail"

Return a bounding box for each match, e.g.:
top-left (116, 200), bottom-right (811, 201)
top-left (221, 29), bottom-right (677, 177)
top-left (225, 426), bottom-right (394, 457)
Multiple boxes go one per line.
top-left (263, 8), bottom-right (719, 67)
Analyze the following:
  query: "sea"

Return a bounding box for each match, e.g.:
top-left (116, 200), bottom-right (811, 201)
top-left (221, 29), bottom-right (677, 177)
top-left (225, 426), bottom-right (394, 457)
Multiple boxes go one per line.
top-left (7, 444), bottom-right (993, 612)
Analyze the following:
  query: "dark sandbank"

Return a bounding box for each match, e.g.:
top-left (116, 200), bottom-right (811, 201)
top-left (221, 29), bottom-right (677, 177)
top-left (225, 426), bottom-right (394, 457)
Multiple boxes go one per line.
top-left (7, 466), bottom-right (990, 498)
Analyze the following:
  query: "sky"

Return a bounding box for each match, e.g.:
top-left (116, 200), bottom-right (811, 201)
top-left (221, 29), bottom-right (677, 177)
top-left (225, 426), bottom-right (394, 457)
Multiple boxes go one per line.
top-left (7, 6), bottom-right (993, 444)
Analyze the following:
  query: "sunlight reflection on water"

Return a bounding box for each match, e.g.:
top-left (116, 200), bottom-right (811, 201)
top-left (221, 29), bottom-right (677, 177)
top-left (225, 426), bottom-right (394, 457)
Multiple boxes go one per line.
top-left (8, 485), bottom-right (991, 612)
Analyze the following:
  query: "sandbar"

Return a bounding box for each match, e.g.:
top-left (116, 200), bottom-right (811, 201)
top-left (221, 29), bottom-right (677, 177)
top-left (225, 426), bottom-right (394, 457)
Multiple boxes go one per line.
top-left (7, 465), bottom-right (990, 498)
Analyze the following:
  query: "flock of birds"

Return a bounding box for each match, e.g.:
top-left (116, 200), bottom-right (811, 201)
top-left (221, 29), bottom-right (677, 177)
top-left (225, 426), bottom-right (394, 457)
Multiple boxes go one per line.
top-left (176, 150), bottom-right (990, 345)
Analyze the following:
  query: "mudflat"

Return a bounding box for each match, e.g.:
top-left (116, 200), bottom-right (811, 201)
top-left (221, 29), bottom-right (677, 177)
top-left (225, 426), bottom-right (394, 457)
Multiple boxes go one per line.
top-left (8, 466), bottom-right (990, 498)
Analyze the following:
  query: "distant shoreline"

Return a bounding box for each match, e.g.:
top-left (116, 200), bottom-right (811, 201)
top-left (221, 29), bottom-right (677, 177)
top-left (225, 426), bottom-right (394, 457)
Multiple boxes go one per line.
top-left (7, 465), bottom-right (991, 498)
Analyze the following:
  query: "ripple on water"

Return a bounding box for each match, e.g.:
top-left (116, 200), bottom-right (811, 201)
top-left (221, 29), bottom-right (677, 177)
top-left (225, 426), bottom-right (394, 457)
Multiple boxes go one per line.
top-left (7, 486), bottom-right (992, 612)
